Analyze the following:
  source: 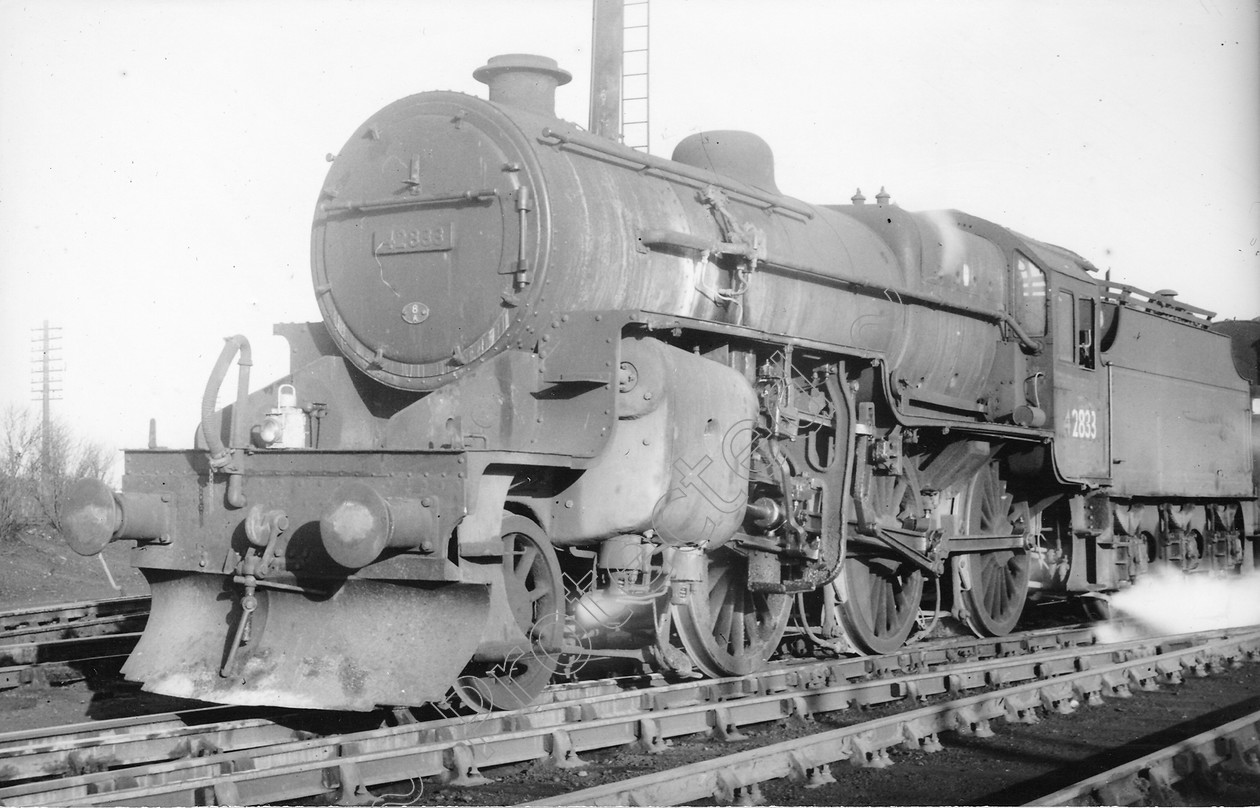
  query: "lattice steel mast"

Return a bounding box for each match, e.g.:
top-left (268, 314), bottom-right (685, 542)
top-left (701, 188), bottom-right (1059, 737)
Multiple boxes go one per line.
top-left (589, 0), bottom-right (650, 152)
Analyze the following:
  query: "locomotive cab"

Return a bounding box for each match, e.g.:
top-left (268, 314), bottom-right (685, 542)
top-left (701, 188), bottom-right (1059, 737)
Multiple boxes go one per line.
top-left (1037, 247), bottom-right (1112, 484)
top-left (1022, 254), bottom-right (1253, 597)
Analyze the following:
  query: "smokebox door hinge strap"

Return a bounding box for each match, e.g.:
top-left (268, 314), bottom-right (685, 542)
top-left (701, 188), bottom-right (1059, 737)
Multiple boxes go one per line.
top-left (512, 185), bottom-right (534, 289)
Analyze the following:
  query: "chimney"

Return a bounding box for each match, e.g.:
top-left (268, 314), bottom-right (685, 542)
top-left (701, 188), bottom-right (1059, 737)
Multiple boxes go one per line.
top-left (473, 54), bottom-right (572, 117)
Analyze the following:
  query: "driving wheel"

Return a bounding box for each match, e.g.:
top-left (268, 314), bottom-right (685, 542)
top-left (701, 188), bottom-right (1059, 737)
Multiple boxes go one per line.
top-left (957, 463), bottom-right (1029, 636)
top-left (452, 513), bottom-right (564, 711)
top-left (672, 547), bottom-right (791, 677)
top-left (835, 472), bottom-right (925, 653)
top-left (836, 553), bottom-right (925, 654)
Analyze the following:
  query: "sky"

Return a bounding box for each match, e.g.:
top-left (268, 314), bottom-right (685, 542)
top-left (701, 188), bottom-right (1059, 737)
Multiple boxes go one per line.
top-left (1, 0), bottom-right (1257, 474)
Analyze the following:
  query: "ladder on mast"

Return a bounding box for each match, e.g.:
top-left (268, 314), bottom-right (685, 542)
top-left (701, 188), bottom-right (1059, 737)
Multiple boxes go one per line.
top-left (620, 0), bottom-right (650, 152)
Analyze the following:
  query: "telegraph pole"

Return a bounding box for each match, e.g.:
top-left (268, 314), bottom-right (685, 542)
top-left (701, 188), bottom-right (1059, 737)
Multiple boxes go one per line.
top-left (30, 320), bottom-right (63, 482)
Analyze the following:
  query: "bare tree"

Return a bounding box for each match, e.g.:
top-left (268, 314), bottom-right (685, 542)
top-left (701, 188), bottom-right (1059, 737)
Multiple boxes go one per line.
top-left (0, 405), bottom-right (115, 541)
top-left (0, 406), bottom-right (41, 540)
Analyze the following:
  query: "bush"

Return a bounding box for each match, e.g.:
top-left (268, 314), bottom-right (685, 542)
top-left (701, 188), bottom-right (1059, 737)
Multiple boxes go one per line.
top-left (0, 405), bottom-right (115, 542)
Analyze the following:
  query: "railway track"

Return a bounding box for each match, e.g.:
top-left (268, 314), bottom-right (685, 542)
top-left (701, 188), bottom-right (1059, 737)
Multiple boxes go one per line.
top-left (1028, 708), bottom-right (1260, 805)
top-left (0, 597), bottom-right (148, 689)
top-left (523, 630), bottom-right (1260, 806)
top-left (1, 621), bottom-right (1256, 806)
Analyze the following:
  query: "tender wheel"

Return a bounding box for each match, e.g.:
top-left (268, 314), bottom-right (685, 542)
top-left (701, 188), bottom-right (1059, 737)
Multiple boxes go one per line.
top-left (1184, 528), bottom-right (1205, 571)
top-left (672, 547), bottom-right (791, 677)
top-left (957, 462), bottom-right (1029, 636)
top-left (836, 553), bottom-right (925, 654)
top-left (452, 513), bottom-right (564, 712)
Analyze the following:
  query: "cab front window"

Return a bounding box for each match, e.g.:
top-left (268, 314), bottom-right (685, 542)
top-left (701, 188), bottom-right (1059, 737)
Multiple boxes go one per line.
top-left (1014, 254), bottom-right (1047, 336)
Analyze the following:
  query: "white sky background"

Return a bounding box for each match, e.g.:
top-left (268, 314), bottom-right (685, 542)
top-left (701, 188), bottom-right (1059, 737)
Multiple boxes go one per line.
top-left (1, 0), bottom-right (1257, 472)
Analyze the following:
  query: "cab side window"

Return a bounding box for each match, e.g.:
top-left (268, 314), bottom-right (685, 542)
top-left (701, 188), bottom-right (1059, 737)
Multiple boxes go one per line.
top-left (1055, 290), bottom-right (1097, 370)
top-left (1076, 297), bottom-right (1096, 369)
top-left (1056, 291), bottom-right (1076, 363)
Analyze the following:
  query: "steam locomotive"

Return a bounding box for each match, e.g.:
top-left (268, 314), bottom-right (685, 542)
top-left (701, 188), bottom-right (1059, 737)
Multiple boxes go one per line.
top-left (61, 54), bottom-right (1257, 712)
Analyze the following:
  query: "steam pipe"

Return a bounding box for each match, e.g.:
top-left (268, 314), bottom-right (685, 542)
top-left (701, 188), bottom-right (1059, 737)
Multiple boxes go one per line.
top-left (200, 335), bottom-right (251, 509)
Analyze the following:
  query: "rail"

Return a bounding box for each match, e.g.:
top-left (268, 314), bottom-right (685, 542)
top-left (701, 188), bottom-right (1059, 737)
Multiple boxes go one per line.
top-left (0, 596), bottom-right (149, 641)
top-left (0, 596), bottom-right (149, 689)
top-left (0, 634), bottom-right (140, 689)
top-left (1026, 708), bottom-right (1260, 805)
top-left (523, 631), bottom-right (1260, 806)
top-left (540, 127), bottom-right (815, 220)
top-left (1102, 281), bottom-right (1216, 328)
top-left (638, 227), bottom-right (1045, 355)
